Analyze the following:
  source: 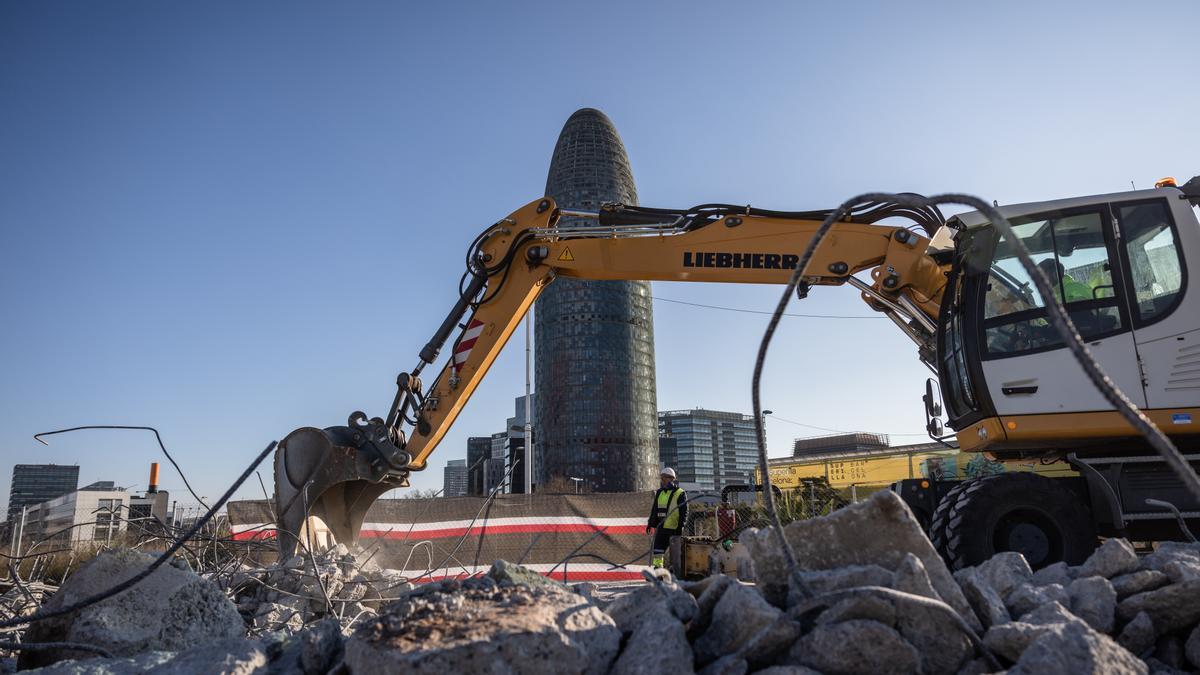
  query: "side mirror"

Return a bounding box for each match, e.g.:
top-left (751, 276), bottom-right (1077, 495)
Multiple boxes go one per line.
top-left (926, 417), bottom-right (944, 437)
top-left (923, 378), bottom-right (943, 418)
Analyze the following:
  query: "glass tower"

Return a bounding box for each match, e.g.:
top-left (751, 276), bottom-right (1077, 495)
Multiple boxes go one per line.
top-left (7, 464), bottom-right (79, 523)
top-left (535, 108), bottom-right (659, 493)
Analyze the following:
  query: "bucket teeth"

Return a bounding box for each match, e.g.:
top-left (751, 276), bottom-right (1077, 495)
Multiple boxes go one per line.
top-left (273, 425), bottom-right (407, 558)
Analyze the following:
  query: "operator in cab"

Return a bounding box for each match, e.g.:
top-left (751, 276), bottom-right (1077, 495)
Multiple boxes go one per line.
top-left (1037, 259), bottom-right (1092, 304)
top-left (646, 467), bottom-right (688, 570)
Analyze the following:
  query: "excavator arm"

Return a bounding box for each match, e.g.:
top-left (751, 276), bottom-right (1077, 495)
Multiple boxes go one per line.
top-left (274, 196), bottom-right (951, 556)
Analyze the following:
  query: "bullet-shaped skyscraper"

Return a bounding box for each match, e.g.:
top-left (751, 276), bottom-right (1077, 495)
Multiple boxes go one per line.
top-left (535, 109), bottom-right (659, 493)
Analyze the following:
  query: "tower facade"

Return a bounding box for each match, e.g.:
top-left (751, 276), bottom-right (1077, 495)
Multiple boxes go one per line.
top-left (535, 108), bottom-right (659, 493)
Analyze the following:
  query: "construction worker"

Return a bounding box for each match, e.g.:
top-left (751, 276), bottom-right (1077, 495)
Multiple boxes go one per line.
top-left (646, 467), bottom-right (687, 570)
top-left (1037, 259), bottom-right (1092, 304)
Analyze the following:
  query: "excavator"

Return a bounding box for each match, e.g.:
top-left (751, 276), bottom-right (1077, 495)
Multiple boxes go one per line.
top-left (274, 177), bottom-right (1200, 570)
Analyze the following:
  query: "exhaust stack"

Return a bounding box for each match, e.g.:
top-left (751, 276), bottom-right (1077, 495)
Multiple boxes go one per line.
top-left (148, 462), bottom-right (160, 494)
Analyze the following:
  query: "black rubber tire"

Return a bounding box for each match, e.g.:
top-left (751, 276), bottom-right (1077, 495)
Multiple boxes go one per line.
top-left (941, 472), bottom-right (1097, 570)
top-left (928, 479), bottom-right (975, 565)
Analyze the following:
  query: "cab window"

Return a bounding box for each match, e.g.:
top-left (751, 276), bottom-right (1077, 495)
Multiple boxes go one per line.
top-left (1116, 201), bottom-right (1185, 325)
top-left (982, 208), bottom-right (1124, 357)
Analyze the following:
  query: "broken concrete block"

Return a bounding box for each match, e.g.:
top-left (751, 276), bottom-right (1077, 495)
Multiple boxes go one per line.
top-left (19, 549), bottom-right (244, 670)
top-left (24, 651), bottom-right (177, 674)
top-left (892, 554), bottom-right (971, 675)
top-left (1154, 634), bottom-right (1186, 671)
top-left (687, 574), bottom-right (736, 639)
top-left (1185, 624), bottom-right (1200, 670)
top-left (694, 583), bottom-right (782, 666)
top-left (1117, 580), bottom-right (1200, 634)
top-left (789, 564), bottom-right (895, 605)
top-left (1112, 570), bottom-right (1171, 598)
top-left (696, 654), bottom-right (747, 675)
top-left (741, 616), bottom-right (802, 668)
top-left (344, 583), bottom-right (619, 675)
top-left (1139, 542), bottom-right (1200, 573)
top-left (604, 576), bottom-right (696, 636)
top-left (1079, 538), bottom-right (1139, 579)
top-left (784, 619), bottom-right (920, 675)
top-left (1117, 611), bottom-right (1156, 657)
top-left (609, 605), bottom-right (694, 675)
top-left (1008, 620), bottom-right (1146, 674)
top-left (958, 567), bottom-right (1010, 629)
top-left (983, 620), bottom-right (1063, 663)
top-left (1067, 575), bottom-right (1116, 633)
top-left (743, 491), bottom-right (976, 628)
top-left (752, 667), bottom-right (822, 675)
top-left (1023, 600), bottom-right (1089, 629)
top-left (1031, 561), bottom-right (1075, 587)
top-left (488, 559), bottom-right (567, 591)
top-left (1162, 560), bottom-right (1200, 584)
top-left (146, 638), bottom-right (268, 674)
top-left (972, 551), bottom-right (1033, 598)
top-left (816, 594), bottom-right (895, 627)
top-left (1006, 582), bottom-right (1069, 619)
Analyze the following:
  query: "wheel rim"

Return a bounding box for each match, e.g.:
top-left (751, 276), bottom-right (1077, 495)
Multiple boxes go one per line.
top-left (993, 507), bottom-right (1062, 567)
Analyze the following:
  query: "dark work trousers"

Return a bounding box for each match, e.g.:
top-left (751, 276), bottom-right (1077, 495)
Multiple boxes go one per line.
top-left (651, 526), bottom-right (680, 567)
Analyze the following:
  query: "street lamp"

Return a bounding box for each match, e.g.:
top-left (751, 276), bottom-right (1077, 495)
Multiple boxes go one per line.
top-left (569, 477), bottom-right (583, 494)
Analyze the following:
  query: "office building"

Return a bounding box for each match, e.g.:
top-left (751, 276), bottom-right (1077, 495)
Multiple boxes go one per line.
top-left (535, 108), bottom-right (659, 493)
top-left (7, 464), bottom-right (79, 523)
top-left (658, 409), bottom-right (759, 492)
top-left (466, 437), bottom-right (491, 497)
top-left (506, 394), bottom-right (535, 494)
top-left (443, 459), bottom-right (468, 497)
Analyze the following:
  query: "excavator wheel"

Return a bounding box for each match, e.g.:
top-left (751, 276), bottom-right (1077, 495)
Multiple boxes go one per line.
top-left (937, 472), bottom-right (1097, 570)
top-left (927, 479), bottom-right (974, 562)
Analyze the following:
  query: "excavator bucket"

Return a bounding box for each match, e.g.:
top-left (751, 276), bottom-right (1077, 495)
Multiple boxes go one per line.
top-left (273, 421), bottom-right (409, 559)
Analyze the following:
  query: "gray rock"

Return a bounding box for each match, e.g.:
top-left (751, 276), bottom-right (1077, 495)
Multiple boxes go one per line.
top-left (973, 551), bottom-right (1034, 598)
top-left (1118, 612), bottom-right (1157, 657)
top-left (958, 567), bottom-right (1011, 629)
top-left (893, 554), bottom-right (972, 675)
top-left (1031, 561), bottom-right (1075, 587)
top-left (1140, 542), bottom-right (1200, 573)
top-left (147, 638), bottom-right (268, 674)
top-left (1009, 620), bottom-right (1147, 675)
top-left (488, 559), bottom-right (568, 591)
top-left (604, 576), bottom-right (696, 636)
top-left (984, 621), bottom-right (1063, 663)
top-left (740, 616), bottom-right (802, 668)
top-left (1187, 624), bottom-right (1200, 669)
top-left (1143, 656), bottom-right (1189, 675)
top-left (1023, 600), bottom-right (1089, 629)
top-left (19, 549), bottom-right (244, 670)
top-left (784, 619), bottom-right (919, 675)
top-left (344, 583), bottom-right (619, 675)
top-left (1006, 582), bottom-right (1069, 619)
top-left (1154, 635), bottom-right (1186, 671)
top-left (743, 491), bottom-right (977, 628)
top-left (610, 605), bottom-right (694, 675)
top-left (789, 564), bottom-right (895, 605)
top-left (696, 655), bottom-right (746, 675)
top-left (1112, 570), bottom-right (1171, 598)
top-left (22, 652), bottom-right (176, 675)
top-left (1118, 579), bottom-right (1200, 634)
top-left (753, 667), bottom-right (822, 675)
top-left (1162, 560), bottom-right (1200, 584)
top-left (1067, 575), bottom-right (1116, 633)
top-left (695, 583), bottom-right (782, 666)
top-left (687, 575), bottom-right (737, 640)
top-left (1079, 538), bottom-right (1140, 579)
top-left (816, 594), bottom-right (895, 627)
top-left (955, 657), bottom-right (997, 675)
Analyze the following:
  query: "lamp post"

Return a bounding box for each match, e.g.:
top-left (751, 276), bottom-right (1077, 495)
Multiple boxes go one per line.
top-left (569, 477), bottom-right (583, 494)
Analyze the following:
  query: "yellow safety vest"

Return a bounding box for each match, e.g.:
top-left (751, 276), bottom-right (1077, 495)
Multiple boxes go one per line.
top-left (656, 488), bottom-right (683, 529)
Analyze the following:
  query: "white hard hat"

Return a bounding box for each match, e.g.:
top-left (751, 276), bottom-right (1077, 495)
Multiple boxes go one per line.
top-left (660, 467), bottom-right (676, 479)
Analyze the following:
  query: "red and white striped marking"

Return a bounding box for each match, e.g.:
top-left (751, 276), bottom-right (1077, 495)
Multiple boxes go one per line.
top-left (452, 319), bottom-right (485, 373)
top-left (229, 516), bottom-right (646, 542)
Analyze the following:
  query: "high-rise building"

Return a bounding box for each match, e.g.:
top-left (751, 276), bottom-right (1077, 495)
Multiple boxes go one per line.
top-left (7, 464), bottom-right (79, 523)
top-left (484, 432), bottom-right (509, 494)
top-left (535, 108), bottom-right (658, 493)
top-left (466, 437), bottom-right (491, 497)
top-left (506, 394), bottom-right (535, 494)
top-left (658, 409), bottom-right (759, 492)
top-left (443, 459), bottom-right (468, 497)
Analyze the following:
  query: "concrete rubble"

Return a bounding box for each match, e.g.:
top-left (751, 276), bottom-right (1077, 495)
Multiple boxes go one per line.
top-left (6, 490), bottom-right (1200, 674)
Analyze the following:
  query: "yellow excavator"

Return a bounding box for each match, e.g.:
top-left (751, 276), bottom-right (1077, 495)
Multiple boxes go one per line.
top-left (275, 177), bottom-right (1200, 569)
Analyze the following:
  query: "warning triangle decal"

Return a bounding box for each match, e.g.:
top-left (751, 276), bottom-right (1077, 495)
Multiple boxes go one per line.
top-left (557, 247), bottom-right (575, 262)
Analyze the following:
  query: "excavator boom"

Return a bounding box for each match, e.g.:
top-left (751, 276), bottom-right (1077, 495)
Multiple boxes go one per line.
top-left (273, 196), bottom-right (951, 556)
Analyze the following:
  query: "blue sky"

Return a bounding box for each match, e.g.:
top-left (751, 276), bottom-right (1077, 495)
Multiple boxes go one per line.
top-left (2, 1), bottom-right (1197, 511)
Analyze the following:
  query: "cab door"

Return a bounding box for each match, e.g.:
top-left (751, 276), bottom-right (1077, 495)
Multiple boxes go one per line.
top-left (978, 204), bottom-right (1148, 415)
top-left (1114, 197), bottom-right (1200, 411)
